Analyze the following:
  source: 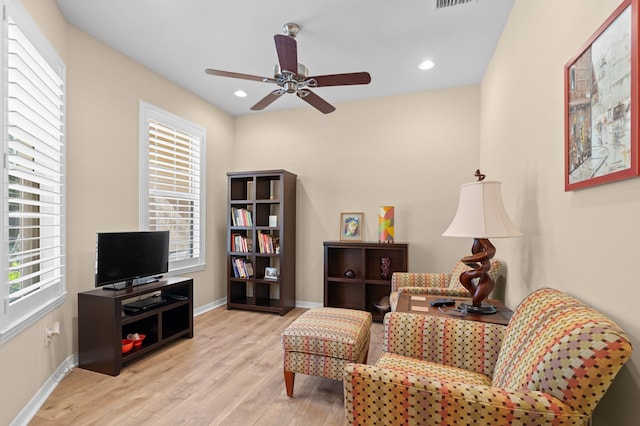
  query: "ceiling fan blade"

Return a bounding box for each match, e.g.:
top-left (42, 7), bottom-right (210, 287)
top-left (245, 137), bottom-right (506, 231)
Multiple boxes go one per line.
top-left (205, 68), bottom-right (274, 83)
top-left (250, 91), bottom-right (283, 111)
top-left (274, 34), bottom-right (298, 74)
top-left (298, 90), bottom-right (336, 114)
top-left (309, 72), bottom-right (372, 87)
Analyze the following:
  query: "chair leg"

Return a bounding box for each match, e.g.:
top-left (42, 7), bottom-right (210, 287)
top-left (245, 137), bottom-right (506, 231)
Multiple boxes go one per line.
top-left (284, 370), bottom-right (295, 397)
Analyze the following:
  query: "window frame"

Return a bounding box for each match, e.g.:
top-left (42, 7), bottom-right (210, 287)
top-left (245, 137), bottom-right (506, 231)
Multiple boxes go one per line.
top-left (139, 101), bottom-right (206, 274)
top-left (0, 0), bottom-right (66, 345)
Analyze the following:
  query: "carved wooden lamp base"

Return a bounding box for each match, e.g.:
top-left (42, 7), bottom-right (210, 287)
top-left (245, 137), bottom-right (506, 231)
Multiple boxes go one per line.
top-left (443, 170), bottom-right (522, 315)
top-left (458, 238), bottom-right (497, 314)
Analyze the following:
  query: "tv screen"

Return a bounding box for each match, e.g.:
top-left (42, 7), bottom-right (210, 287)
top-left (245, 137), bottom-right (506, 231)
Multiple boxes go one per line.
top-left (95, 231), bottom-right (169, 288)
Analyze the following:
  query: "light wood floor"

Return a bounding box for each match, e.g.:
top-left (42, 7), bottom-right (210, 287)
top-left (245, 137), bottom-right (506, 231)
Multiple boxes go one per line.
top-left (30, 306), bottom-right (384, 426)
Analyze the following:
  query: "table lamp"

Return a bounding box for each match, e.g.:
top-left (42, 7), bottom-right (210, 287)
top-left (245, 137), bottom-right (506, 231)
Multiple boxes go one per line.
top-left (442, 170), bottom-right (522, 314)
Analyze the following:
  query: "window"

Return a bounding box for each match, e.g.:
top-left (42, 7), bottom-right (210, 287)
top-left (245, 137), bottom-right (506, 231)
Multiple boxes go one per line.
top-left (139, 102), bottom-right (205, 273)
top-left (0, 0), bottom-right (66, 344)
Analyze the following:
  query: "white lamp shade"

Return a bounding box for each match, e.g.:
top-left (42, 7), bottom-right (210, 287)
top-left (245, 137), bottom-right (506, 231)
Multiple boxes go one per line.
top-left (442, 180), bottom-right (522, 238)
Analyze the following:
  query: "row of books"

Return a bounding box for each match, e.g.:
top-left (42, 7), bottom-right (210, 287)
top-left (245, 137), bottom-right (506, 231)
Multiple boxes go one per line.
top-left (231, 207), bottom-right (253, 227)
top-left (231, 257), bottom-right (254, 278)
top-left (257, 231), bottom-right (278, 254)
top-left (230, 233), bottom-right (252, 252)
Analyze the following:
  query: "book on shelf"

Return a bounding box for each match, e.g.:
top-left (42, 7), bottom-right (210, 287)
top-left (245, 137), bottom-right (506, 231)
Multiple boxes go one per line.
top-left (245, 261), bottom-right (254, 278)
top-left (231, 233), bottom-right (252, 252)
top-left (238, 258), bottom-right (247, 278)
top-left (257, 231), bottom-right (279, 254)
top-left (231, 257), bottom-right (253, 278)
top-left (231, 257), bottom-right (239, 277)
top-left (230, 207), bottom-right (253, 227)
top-left (230, 208), bottom-right (238, 226)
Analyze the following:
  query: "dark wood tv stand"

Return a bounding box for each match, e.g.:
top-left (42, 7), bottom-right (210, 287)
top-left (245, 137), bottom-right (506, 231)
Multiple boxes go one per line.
top-left (78, 277), bottom-right (193, 376)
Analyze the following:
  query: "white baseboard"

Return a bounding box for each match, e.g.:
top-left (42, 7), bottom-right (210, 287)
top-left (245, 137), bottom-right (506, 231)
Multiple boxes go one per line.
top-left (296, 300), bottom-right (323, 309)
top-left (197, 298), bottom-right (322, 314)
top-left (194, 297), bottom-right (226, 316)
top-left (12, 353), bottom-right (77, 426)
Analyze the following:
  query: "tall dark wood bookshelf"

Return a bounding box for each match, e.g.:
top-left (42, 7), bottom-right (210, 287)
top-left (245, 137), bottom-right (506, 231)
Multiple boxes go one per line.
top-left (324, 241), bottom-right (408, 322)
top-left (227, 170), bottom-right (296, 316)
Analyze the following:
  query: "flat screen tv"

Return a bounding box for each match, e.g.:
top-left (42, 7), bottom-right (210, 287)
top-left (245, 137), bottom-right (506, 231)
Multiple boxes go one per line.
top-left (95, 231), bottom-right (169, 290)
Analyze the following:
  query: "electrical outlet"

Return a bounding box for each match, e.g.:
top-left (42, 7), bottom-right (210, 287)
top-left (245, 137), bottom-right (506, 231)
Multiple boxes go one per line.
top-left (46, 321), bottom-right (60, 345)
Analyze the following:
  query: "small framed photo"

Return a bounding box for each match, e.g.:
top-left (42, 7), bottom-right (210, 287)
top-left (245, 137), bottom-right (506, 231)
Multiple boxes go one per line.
top-left (264, 267), bottom-right (278, 280)
top-left (340, 212), bottom-right (364, 241)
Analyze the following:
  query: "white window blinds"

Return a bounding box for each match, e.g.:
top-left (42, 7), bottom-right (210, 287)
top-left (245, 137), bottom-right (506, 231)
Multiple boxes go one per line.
top-left (1, 0), bottom-right (66, 343)
top-left (140, 102), bottom-right (205, 272)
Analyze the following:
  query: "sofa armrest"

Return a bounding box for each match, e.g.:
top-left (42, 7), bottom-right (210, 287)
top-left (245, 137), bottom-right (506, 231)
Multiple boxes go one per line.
top-left (343, 364), bottom-right (587, 425)
top-left (383, 312), bottom-right (505, 377)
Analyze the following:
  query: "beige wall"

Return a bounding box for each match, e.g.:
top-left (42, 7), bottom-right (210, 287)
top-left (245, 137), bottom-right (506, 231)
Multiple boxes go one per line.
top-left (64, 24), bottom-right (233, 305)
top-left (1, 1), bottom-right (234, 424)
top-left (482, 0), bottom-right (639, 424)
top-left (234, 86), bottom-right (482, 303)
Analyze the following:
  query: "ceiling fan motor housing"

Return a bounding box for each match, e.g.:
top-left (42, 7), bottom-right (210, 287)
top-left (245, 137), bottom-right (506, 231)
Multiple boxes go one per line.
top-left (273, 63), bottom-right (308, 79)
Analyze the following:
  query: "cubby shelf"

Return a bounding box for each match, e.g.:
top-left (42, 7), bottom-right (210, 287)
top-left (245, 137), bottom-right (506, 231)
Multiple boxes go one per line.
top-left (227, 170), bottom-right (296, 316)
top-left (323, 241), bottom-right (408, 322)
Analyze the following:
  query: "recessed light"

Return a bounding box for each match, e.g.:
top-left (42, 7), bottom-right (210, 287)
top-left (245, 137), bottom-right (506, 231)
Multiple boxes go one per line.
top-left (418, 60), bottom-right (435, 70)
top-left (234, 90), bottom-right (247, 98)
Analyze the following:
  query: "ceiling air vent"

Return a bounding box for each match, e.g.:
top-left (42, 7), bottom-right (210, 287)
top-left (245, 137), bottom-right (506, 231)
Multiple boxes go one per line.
top-left (436, 0), bottom-right (474, 8)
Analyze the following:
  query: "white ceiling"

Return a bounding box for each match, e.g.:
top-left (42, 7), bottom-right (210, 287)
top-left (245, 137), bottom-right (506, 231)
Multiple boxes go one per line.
top-left (54, 0), bottom-right (515, 117)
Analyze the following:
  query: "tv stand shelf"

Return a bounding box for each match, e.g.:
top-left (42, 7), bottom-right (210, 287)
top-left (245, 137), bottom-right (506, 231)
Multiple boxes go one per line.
top-left (78, 277), bottom-right (193, 376)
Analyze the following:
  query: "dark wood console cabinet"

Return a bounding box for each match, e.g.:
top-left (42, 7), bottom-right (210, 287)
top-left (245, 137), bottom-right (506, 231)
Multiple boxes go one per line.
top-left (78, 277), bottom-right (193, 376)
top-left (323, 241), bottom-right (408, 322)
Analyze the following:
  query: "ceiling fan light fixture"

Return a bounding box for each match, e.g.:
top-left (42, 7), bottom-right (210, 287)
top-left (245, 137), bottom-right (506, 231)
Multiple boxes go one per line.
top-left (418, 60), bottom-right (436, 70)
top-left (284, 81), bottom-right (297, 93)
top-left (234, 89), bottom-right (247, 98)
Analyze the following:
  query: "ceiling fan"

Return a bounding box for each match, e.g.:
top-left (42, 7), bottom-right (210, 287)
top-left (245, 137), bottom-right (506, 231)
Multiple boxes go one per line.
top-left (205, 23), bottom-right (371, 114)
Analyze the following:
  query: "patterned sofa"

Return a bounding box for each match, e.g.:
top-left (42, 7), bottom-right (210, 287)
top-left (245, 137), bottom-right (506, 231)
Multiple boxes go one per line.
top-left (388, 259), bottom-right (503, 311)
top-left (344, 287), bottom-right (632, 425)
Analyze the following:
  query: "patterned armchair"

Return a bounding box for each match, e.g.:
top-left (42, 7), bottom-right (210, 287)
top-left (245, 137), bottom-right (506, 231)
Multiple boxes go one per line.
top-left (389, 259), bottom-right (503, 311)
top-left (344, 287), bottom-right (632, 425)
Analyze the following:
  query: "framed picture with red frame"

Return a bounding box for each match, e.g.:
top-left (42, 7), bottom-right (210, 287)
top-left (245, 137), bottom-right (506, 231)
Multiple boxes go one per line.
top-left (564, 0), bottom-right (639, 190)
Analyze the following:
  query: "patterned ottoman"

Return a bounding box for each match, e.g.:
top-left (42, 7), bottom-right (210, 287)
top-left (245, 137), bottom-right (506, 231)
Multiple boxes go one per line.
top-left (282, 307), bottom-right (372, 397)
